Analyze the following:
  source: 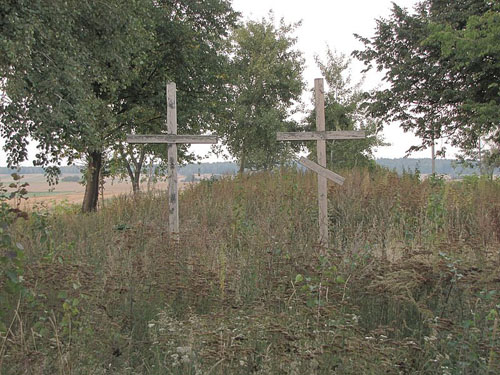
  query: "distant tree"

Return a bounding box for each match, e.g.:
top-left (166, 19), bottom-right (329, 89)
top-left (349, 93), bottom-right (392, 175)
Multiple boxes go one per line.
top-left (482, 147), bottom-right (500, 179)
top-left (305, 49), bottom-right (385, 169)
top-left (353, 0), bottom-right (499, 156)
top-left (61, 175), bottom-right (82, 183)
top-left (457, 141), bottom-right (500, 180)
top-left (0, 0), bottom-right (237, 211)
top-left (220, 14), bottom-right (305, 173)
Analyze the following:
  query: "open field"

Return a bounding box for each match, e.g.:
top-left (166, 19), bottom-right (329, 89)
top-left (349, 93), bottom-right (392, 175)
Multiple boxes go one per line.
top-left (1, 169), bottom-right (500, 374)
top-left (0, 174), bottom-right (193, 208)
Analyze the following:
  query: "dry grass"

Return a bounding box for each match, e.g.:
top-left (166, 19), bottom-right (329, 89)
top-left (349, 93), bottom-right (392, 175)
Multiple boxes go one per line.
top-left (1, 169), bottom-right (499, 374)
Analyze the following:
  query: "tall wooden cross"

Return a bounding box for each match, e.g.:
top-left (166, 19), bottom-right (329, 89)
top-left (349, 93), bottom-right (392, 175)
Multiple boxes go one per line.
top-left (126, 82), bottom-right (217, 237)
top-left (277, 78), bottom-right (366, 249)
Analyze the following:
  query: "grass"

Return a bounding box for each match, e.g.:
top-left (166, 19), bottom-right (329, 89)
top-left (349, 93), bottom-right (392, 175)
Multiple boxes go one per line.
top-left (1, 168), bottom-right (499, 374)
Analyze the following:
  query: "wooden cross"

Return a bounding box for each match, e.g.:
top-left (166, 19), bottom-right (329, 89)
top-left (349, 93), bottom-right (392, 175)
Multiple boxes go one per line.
top-left (126, 82), bottom-right (217, 237)
top-left (277, 78), bottom-right (366, 249)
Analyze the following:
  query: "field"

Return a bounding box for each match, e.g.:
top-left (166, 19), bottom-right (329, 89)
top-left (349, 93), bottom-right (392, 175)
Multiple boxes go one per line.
top-left (0, 174), bottom-right (192, 208)
top-left (1, 169), bottom-right (499, 374)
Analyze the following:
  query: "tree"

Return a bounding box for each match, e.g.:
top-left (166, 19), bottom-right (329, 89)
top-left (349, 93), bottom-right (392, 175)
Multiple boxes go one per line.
top-left (0, 0), bottom-right (237, 211)
top-left (353, 0), bottom-right (499, 156)
top-left (111, 0), bottom-right (238, 194)
top-left (481, 146), bottom-right (500, 179)
top-left (457, 140), bottom-right (500, 180)
top-left (305, 49), bottom-right (385, 169)
top-left (220, 14), bottom-right (305, 173)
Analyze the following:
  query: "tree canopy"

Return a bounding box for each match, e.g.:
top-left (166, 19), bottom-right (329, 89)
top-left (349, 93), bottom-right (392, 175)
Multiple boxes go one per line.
top-left (219, 15), bottom-right (305, 172)
top-left (353, 0), bottom-right (500, 155)
top-left (0, 0), bottom-right (237, 210)
top-left (305, 49), bottom-right (385, 170)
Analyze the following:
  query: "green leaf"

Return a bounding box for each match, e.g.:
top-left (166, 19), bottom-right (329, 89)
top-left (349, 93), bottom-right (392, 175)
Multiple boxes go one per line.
top-left (57, 291), bottom-right (67, 299)
top-left (306, 299), bottom-right (316, 308)
top-left (6, 270), bottom-right (18, 283)
top-left (335, 276), bottom-right (346, 284)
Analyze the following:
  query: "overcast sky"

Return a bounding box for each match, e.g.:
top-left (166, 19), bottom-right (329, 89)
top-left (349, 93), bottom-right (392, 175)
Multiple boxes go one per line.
top-left (1, 0), bottom-right (457, 167)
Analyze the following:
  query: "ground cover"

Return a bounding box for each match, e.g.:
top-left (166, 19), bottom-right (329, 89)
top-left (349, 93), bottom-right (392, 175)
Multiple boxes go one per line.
top-left (1, 169), bottom-right (499, 374)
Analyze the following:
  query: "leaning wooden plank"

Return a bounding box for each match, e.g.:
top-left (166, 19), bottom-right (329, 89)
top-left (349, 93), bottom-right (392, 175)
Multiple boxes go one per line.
top-left (126, 135), bottom-right (218, 144)
top-left (277, 130), bottom-right (365, 141)
top-left (299, 157), bottom-right (345, 186)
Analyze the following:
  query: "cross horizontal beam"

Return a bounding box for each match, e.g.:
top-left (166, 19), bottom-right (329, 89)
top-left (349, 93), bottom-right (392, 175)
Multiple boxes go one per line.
top-left (277, 130), bottom-right (365, 142)
top-left (127, 134), bottom-right (218, 145)
top-left (299, 157), bottom-right (345, 186)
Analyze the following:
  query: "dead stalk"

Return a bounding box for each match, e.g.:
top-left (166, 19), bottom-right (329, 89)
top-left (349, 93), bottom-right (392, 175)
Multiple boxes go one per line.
top-left (0, 297), bottom-right (21, 369)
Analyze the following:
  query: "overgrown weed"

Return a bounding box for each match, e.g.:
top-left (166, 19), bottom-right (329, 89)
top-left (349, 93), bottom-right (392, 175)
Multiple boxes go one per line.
top-left (1, 169), bottom-right (499, 374)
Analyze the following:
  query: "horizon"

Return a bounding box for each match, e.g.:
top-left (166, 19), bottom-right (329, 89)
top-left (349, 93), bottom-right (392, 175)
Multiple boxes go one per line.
top-left (0, 156), bottom-right (479, 170)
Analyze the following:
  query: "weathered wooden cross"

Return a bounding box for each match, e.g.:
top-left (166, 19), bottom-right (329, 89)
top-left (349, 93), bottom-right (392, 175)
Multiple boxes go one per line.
top-left (277, 78), bottom-right (366, 249)
top-left (126, 82), bottom-right (217, 237)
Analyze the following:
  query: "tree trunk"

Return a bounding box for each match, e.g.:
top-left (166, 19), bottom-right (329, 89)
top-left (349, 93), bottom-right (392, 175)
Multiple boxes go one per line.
top-left (239, 149), bottom-right (246, 175)
top-left (123, 159), bottom-right (138, 193)
top-left (133, 164), bottom-right (142, 193)
top-left (131, 179), bottom-right (140, 194)
top-left (82, 151), bottom-right (102, 213)
top-left (122, 147), bottom-right (145, 194)
top-left (147, 158), bottom-right (155, 192)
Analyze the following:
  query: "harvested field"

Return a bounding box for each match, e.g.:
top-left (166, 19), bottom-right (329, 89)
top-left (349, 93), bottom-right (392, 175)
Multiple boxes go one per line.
top-left (0, 174), bottom-right (193, 208)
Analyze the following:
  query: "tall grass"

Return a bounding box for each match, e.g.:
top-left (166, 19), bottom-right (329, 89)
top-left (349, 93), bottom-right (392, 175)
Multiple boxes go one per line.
top-left (1, 169), bottom-right (499, 374)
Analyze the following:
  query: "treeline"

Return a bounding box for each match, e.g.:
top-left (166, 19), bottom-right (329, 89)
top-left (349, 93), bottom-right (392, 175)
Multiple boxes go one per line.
top-left (3, 159), bottom-right (498, 178)
top-left (375, 158), bottom-right (499, 178)
top-left (179, 162), bottom-right (238, 176)
top-left (0, 163), bottom-right (238, 176)
top-left (0, 166), bottom-right (82, 175)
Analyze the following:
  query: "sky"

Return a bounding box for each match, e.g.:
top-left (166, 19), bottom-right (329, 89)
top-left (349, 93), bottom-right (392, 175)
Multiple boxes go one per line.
top-left (0, 0), bottom-right (458, 167)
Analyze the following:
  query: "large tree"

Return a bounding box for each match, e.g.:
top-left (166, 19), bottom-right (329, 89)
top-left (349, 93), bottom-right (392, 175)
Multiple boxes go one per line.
top-left (305, 49), bottom-right (385, 170)
top-left (353, 0), bottom-right (499, 156)
top-left (0, 0), bottom-right (237, 211)
top-left (220, 15), bottom-right (305, 172)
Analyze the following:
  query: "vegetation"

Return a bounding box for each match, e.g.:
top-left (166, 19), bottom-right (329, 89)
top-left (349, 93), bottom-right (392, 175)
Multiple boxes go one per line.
top-left (1, 169), bottom-right (499, 374)
top-left (354, 0), bottom-right (500, 155)
top-left (0, 0), bottom-right (237, 211)
top-left (60, 176), bottom-right (82, 183)
top-left (0, 166), bottom-right (82, 175)
top-left (219, 14), bottom-right (305, 173)
top-left (304, 49), bottom-right (385, 170)
top-left (2, 1), bottom-right (500, 373)
top-left (376, 158), bottom-right (500, 178)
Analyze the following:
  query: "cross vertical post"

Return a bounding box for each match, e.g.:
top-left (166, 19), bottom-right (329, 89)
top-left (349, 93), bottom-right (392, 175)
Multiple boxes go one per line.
top-left (315, 78), bottom-right (328, 248)
top-left (166, 83), bottom-right (179, 236)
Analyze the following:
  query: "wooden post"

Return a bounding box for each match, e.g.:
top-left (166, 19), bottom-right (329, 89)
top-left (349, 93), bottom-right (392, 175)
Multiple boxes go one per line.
top-left (166, 83), bottom-right (179, 236)
top-left (315, 78), bottom-right (329, 249)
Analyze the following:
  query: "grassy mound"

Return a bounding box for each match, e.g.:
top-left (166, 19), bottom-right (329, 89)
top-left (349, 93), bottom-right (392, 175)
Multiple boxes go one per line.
top-left (1, 169), bottom-right (499, 374)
